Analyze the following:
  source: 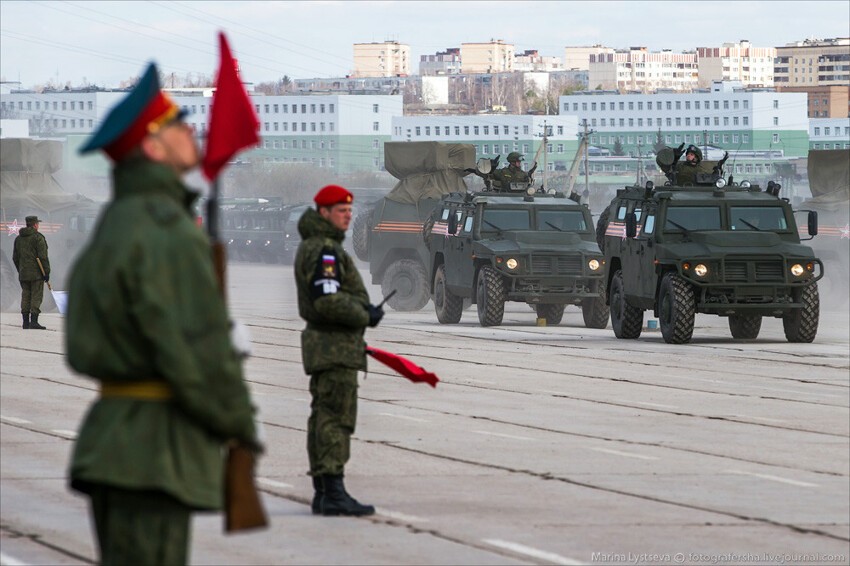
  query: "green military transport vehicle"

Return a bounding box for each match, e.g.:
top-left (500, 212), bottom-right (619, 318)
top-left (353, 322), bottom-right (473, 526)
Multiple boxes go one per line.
top-left (597, 146), bottom-right (823, 344)
top-left (425, 189), bottom-right (608, 328)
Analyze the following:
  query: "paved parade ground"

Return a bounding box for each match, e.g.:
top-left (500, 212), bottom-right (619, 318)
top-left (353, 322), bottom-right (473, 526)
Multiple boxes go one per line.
top-left (2, 262), bottom-right (848, 565)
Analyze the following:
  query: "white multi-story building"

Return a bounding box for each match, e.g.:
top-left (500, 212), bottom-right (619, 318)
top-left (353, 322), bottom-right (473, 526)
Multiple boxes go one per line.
top-left (391, 114), bottom-right (580, 172)
top-left (352, 41), bottom-right (411, 78)
top-left (809, 118), bottom-right (850, 150)
top-left (514, 50), bottom-right (562, 72)
top-left (461, 40), bottom-right (515, 74)
top-left (589, 47), bottom-right (699, 93)
top-left (559, 82), bottom-right (809, 158)
top-left (696, 40), bottom-right (776, 88)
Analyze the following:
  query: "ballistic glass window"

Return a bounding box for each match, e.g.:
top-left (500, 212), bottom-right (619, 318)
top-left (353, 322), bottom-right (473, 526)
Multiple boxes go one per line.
top-left (664, 206), bottom-right (721, 231)
top-left (536, 210), bottom-right (588, 232)
top-left (441, 208), bottom-right (450, 221)
top-left (481, 209), bottom-right (531, 232)
top-left (463, 216), bottom-right (474, 233)
top-left (616, 205), bottom-right (628, 220)
top-left (644, 215), bottom-right (656, 235)
top-left (729, 206), bottom-right (788, 231)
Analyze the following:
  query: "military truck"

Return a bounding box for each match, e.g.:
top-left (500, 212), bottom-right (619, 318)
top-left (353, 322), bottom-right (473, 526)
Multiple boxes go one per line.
top-left (597, 146), bottom-right (823, 344)
top-left (799, 149), bottom-right (849, 305)
top-left (362, 142), bottom-right (475, 311)
top-left (216, 198), bottom-right (308, 264)
top-left (426, 188), bottom-right (608, 327)
top-left (1, 139), bottom-right (104, 311)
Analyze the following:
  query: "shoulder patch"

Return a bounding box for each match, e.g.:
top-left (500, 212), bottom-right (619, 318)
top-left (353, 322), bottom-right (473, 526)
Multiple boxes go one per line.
top-left (310, 246), bottom-right (342, 300)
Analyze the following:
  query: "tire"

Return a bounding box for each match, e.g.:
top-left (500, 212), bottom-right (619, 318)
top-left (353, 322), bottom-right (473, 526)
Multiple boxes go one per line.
top-left (476, 266), bottom-right (505, 327)
top-left (536, 303), bottom-right (565, 325)
top-left (609, 269), bottom-right (643, 339)
top-left (783, 283), bottom-right (819, 343)
top-left (382, 259), bottom-right (430, 312)
top-left (595, 206), bottom-right (610, 253)
top-left (352, 212), bottom-right (370, 262)
top-left (729, 314), bottom-right (762, 339)
top-left (433, 264), bottom-right (463, 324)
top-left (1, 256), bottom-right (19, 312)
top-left (658, 273), bottom-right (696, 344)
top-left (582, 281), bottom-right (609, 329)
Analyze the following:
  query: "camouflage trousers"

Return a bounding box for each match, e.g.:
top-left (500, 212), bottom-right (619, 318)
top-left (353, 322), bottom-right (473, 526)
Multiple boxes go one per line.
top-left (19, 279), bottom-right (44, 314)
top-left (88, 484), bottom-right (191, 566)
top-left (308, 367), bottom-right (358, 476)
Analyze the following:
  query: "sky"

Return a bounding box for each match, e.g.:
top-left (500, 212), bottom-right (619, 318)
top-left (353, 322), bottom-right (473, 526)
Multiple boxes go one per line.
top-left (1, 0), bottom-right (848, 89)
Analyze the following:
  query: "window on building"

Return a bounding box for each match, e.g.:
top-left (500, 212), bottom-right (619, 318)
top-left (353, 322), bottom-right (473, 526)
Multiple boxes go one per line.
top-left (628, 102), bottom-right (634, 110)
top-left (743, 116), bottom-right (749, 125)
top-left (592, 118), bottom-right (597, 127)
top-left (373, 104), bottom-right (379, 113)
top-left (723, 117), bottom-right (729, 126)
top-left (483, 126), bottom-right (489, 135)
top-left (601, 102), bottom-right (607, 111)
top-left (373, 121), bottom-right (379, 132)
top-left (646, 118), bottom-right (651, 127)
top-left (330, 104), bottom-right (335, 113)
top-left (557, 143), bottom-right (564, 153)
top-left (773, 99), bottom-right (778, 109)
top-left (675, 117), bottom-right (681, 126)
top-left (582, 102), bottom-right (588, 111)
top-left (464, 126), bottom-right (470, 135)
top-left (814, 127), bottom-right (821, 135)
top-left (714, 117), bottom-right (720, 126)
top-left (523, 144), bottom-right (529, 153)
top-left (685, 101), bottom-right (690, 110)
top-left (675, 101), bottom-right (681, 110)
top-left (723, 100), bottom-right (729, 110)
top-left (483, 144), bottom-right (490, 154)
top-left (743, 100), bottom-right (749, 109)
top-left (274, 123), bottom-right (279, 131)
top-left (619, 102), bottom-right (625, 110)
top-left (825, 127), bottom-right (831, 135)
top-left (301, 104), bottom-right (307, 113)
top-left (591, 102), bottom-right (597, 111)
top-left (264, 122), bottom-right (269, 131)
top-left (666, 101), bottom-right (672, 110)
top-left (302, 122), bottom-right (307, 131)
top-left (523, 125), bottom-right (529, 134)
top-left (773, 117), bottom-right (779, 126)
top-left (264, 104), bottom-right (269, 113)
top-left (773, 133), bottom-right (779, 143)
top-left (733, 100), bottom-right (739, 110)
top-left (416, 126), bottom-right (421, 136)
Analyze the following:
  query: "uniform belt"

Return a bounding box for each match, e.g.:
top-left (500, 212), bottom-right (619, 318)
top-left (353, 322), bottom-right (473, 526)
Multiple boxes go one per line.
top-left (100, 381), bottom-right (173, 400)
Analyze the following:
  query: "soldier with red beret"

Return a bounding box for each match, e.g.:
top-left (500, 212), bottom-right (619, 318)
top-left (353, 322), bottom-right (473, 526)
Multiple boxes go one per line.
top-left (67, 62), bottom-right (261, 565)
top-left (294, 184), bottom-right (384, 516)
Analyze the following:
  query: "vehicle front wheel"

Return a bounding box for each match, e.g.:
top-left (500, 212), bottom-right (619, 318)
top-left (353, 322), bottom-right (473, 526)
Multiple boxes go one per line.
top-left (352, 212), bottom-right (370, 262)
top-left (610, 270), bottom-right (642, 339)
top-left (658, 273), bottom-right (695, 344)
top-left (783, 283), bottom-right (819, 343)
top-left (582, 279), bottom-right (609, 329)
top-left (382, 259), bottom-right (430, 311)
top-left (729, 314), bottom-right (762, 339)
top-left (536, 303), bottom-right (565, 325)
top-left (433, 264), bottom-right (463, 324)
top-left (476, 266), bottom-right (505, 327)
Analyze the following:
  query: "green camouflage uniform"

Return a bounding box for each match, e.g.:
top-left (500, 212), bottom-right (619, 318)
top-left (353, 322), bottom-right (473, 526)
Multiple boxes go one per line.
top-left (66, 159), bottom-right (259, 565)
top-left (12, 225), bottom-right (49, 314)
top-left (294, 207), bottom-right (370, 476)
top-left (674, 160), bottom-right (715, 185)
top-left (491, 163), bottom-right (535, 191)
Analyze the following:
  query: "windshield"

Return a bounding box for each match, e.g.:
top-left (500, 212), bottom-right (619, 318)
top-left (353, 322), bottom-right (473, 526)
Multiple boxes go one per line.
top-left (536, 210), bottom-right (588, 232)
top-left (481, 209), bottom-right (531, 232)
top-left (664, 206), bottom-right (721, 232)
top-left (730, 206), bottom-right (788, 231)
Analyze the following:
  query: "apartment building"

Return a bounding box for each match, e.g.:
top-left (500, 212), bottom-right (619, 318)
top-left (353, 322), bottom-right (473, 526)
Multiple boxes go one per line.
top-left (774, 37), bottom-right (850, 87)
top-left (461, 40), bottom-right (515, 74)
top-left (419, 48), bottom-right (462, 76)
top-left (563, 45), bottom-right (615, 71)
top-left (514, 50), bottom-right (562, 73)
top-left (696, 40), bottom-right (776, 88)
top-left (776, 85), bottom-right (849, 118)
top-left (589, 47), bottom-right (699, 93)
top-left (352, 41), bottom-right (410, 78)
top-left (559, 82), bottom-right (810, 165)
top-left (391, 114), bottom-right (580, 172)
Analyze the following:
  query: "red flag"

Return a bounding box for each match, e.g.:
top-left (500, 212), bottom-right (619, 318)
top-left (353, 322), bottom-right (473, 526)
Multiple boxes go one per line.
top-left (366, 347), bottom-right (439, 388)
top-left (202, 32), bottom-right (260, 181)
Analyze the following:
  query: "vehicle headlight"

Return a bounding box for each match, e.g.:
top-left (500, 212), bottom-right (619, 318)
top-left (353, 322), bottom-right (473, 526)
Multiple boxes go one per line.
top-left (715, 178), bottom-right (726, 188)
top-left (741, 180), bottom-right (751, 188)
top-left (694, 263), bottom-right (708, 277)
top-left (246, 239), bottom-right (252, 245)
top-left (506, 258), bottom-right (518, 270)
top-left (790, 263), bottom-right (805, 276)
top-left (588, 259), bottom-right (601, 271)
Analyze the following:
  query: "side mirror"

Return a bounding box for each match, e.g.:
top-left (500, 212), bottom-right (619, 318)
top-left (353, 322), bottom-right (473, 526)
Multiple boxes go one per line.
top-left (625, 212), bottom-right (637, 238)
top-left (447, 212), bottom-right (458, 235)
top-left (476, 157), bottom-right (492, 175)
top-left (808, 210), bottom-right (818, 236)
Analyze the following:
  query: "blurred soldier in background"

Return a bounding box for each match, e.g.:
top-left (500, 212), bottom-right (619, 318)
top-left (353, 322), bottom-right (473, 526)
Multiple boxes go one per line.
top-left (13, 215), bottom-right (50, 329)
top-left (491, 151), bottom-right (538, 191)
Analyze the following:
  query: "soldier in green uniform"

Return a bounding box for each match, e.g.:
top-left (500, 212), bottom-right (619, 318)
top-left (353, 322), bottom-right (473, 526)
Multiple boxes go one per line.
top-left (294, 184), bottom-right (384, 516)
top-left (674, 144), bottom-right (704, 185)
top-left (67, 63), bottom-right (262, 565)
top-left (12, 215), bottom-right (50, 329)
top-left (491, 151), bottom-right (537, 191)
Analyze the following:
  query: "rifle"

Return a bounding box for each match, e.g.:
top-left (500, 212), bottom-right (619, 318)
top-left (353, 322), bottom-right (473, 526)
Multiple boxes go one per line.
top-left (208, 180), bottom-right (268, 533)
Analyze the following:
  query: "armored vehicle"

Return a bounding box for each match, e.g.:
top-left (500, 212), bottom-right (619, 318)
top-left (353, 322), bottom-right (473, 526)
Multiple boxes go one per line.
top-left (1, 139), bottom-right (104, 311)
top-left (217, 198), bottom-right (308, 264)
top-left (362, 142), bottom-right (475, 311)
top-left (426, 189), bottom-right (608, 327)
top-left (597, 146), bottom-right (822, 344)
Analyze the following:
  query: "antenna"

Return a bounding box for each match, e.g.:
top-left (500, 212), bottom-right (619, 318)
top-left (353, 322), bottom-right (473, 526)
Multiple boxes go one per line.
top-left (729, 139), bottom-right (744, 183)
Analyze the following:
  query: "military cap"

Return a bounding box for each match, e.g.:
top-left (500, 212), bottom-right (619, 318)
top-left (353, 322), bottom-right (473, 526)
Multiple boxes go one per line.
top-left (79, 62), bottom-right (188, 161)
top-left (507, 152), bottom-right (524, 162)
top-left (314, 184), bottom-right (354, 207)
top-left (25, 215), bottom-right (42, 225)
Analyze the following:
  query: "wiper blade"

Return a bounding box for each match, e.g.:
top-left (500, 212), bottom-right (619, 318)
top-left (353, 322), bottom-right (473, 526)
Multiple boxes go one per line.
top-left (545, 221), bottom-right (565, 232)
top-left (666, 219), bottom-right (691, 234)
top-left (737, 218), bottom-right (762, 231)
top-left (483, 220), bottom-right (503, 232)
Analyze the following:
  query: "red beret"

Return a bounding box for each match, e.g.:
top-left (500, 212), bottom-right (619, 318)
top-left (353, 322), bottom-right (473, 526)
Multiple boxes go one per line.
top-left (314, 184), bottom-right (353, 207)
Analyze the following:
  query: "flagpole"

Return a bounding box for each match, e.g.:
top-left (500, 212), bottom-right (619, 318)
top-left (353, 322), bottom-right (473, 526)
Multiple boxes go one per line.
top-left (207, 177), bottom-right (226, 300)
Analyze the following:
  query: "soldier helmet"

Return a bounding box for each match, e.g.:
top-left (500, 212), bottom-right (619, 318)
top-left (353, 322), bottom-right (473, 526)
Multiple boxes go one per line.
top-left (506, 152), bottom-right (524, 163)
top-left (685, 145), bottom-right (702, 163)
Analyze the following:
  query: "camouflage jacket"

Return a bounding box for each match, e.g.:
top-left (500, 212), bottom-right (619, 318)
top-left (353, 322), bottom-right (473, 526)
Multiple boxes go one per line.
top-left (13, 226), bottom-right (50, 281)
top-left (491, 164), bottom-right (533, 190)
top-left (66, 158), bottom-right (258, 510)
top-left (294, 207), bottom-right (370, 374)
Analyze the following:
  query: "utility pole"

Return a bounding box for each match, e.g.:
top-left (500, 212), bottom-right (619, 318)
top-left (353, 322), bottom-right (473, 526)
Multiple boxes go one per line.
top-left (636, 140), bottom-right (643, 185)
top-left (541, 120), bottom-right (548, 191)
top-left (580, 119), bottom-right (595, 197)
top-left (702, 128), bottom-right (708, 157)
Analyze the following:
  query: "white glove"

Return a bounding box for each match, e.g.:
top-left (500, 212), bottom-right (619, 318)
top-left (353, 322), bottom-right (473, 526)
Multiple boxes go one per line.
top-left (230, 319), bottom-right (253, 358)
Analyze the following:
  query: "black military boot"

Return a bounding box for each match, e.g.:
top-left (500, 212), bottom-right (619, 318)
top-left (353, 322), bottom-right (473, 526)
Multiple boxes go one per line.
top-left (311, 476), bottom-right (323, 515)
top-left (315, 475), bottom-right (375, 516)
top-left (22, 313), bottom-right (30, 329)
top-left (29, 313), bottom-right (46, 330)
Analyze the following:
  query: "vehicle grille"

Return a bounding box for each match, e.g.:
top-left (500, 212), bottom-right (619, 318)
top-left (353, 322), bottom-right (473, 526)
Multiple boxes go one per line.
top-left (530, 255), bottom-right (583, 275)
top-left (723, 260), bottom-right (785, 283)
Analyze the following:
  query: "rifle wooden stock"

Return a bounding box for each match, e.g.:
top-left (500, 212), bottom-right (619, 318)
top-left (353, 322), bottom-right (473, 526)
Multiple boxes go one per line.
top-left (209, 189), bottom-right (268, 533)
top-left (36, 258), bottom-right (52, 291)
